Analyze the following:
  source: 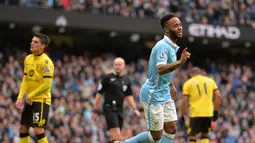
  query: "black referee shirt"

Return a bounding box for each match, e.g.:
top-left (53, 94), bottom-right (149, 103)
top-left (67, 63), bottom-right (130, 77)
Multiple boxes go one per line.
top-left (97, 72), bottom-right (133, 112)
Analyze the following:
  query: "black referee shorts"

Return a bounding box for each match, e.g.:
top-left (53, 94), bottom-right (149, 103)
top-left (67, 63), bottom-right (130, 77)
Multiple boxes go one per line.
top-left (188, 117), bottom-right (212, 135)
top-left (21, 102), bottom-right (50, 128)
top-left (104, 111), bottom-right (123, 130)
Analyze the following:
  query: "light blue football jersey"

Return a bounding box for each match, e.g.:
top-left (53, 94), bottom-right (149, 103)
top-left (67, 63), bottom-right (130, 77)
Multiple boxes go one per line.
top-left (140, 35), bottom-right (179, 104)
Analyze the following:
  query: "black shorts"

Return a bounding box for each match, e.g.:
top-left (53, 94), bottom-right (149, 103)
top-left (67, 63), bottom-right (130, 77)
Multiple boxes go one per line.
top-left (104, 112), bottom-right (123, 130)
top-left (188, 117), bottom-right (212, 135)
top-left (21, 102), bottom-right (50, 128)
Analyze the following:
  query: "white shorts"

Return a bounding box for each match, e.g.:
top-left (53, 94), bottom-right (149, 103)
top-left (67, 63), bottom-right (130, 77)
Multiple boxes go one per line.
top-left (141, 100), bottom-right (177, 131)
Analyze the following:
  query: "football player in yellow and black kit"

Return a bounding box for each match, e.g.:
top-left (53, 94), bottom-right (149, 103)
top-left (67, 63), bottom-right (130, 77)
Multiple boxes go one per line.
top-left (180, 67), bottom-right (221, 143)
top-left (15, 33), bottom-right (54, 143)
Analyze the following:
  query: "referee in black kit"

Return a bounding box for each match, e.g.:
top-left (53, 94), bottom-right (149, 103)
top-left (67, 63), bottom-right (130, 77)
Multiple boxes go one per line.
top-left (92, 57), bottom-right (141, 143)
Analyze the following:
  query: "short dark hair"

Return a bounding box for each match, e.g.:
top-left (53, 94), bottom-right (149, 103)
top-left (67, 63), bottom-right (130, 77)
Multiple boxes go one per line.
top-left (160, 13), bottom-right (176, 29)
top-left (34, 32), bottom-right (50, 47)
top-left (189, 67), bottom-right (201, 75)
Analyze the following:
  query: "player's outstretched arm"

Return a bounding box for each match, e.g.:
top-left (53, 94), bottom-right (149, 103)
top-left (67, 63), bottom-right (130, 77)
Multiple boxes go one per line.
top-left (157, 48), bottom-right (191, 75)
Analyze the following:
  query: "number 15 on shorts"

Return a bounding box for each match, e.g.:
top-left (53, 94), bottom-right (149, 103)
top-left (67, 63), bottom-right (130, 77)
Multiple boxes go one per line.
top-left (33, 112), bottom-right (40, 122)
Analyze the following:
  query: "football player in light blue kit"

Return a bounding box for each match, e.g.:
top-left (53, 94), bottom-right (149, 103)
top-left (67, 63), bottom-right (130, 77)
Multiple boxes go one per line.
top-left (115, 13), bottom-right (191, 143)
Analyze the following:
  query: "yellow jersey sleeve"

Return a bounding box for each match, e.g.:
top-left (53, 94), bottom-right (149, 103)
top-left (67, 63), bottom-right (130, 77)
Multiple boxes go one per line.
top-left (42, 60), bottom-right (54, 78)
top-left (182, 81), bottom-right (190, 96)
top-left (211, 79), bottom-right (218, 90)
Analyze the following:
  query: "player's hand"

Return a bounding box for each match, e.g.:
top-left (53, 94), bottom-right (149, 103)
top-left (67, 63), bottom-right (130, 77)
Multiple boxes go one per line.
top-left (15, 99), bottom-right (23, 112)
top-left (134, 109), bottom-right (141, 117)
top-left (180, 48), bottom-right (191, 64)
top-left (26, 98), bottom-right (32, 105)
top-left (92, 112), bottom-right (98, 121)
top-left (213, 111), bottom-right (218, 121)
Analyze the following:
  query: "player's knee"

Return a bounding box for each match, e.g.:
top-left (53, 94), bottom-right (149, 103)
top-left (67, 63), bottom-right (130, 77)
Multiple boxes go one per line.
top-left (34, 127), bottom-right (45, 135)
top-left (166, 125), bottom-right (176, 134)
top-left (152, 135), bottom-right (161, 141)
top-left (164, 122), bottom-right (176, 134)
top-left (150, 130), bottom-right (163, 141)
top-left (19, 125), bottom-right (29, 133)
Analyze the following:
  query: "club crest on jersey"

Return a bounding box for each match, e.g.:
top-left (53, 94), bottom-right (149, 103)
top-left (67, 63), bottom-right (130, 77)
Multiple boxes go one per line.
top-left (44, 66), bottom-right (51, 73)
top-left (29, 70), bottom-right (34, 77)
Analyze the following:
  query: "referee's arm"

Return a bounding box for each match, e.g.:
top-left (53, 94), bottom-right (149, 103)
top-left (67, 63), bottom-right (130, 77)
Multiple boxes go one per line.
top-left (125, 96), bottom-right (137, 110)
top-left (124, 83), bottom-right (139, 113)
top-left (93, 92), bottom-right (103, 113)
top-left (92, 78), bottom-right (108, 121)
top-left (92, 77), bottom-right (108, 113)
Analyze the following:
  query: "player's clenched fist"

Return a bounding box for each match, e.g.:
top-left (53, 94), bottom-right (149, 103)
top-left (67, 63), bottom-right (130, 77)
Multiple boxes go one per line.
top-left (180, 48), bottom-right (191, 64)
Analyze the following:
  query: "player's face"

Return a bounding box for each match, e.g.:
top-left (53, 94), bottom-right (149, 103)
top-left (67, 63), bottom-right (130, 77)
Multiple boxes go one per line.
top-left (165, 17), bottom-right (183, 39)
top-left (114, 60), bottom-right (125, 74)
top-left (30, 36), bottom-right (45, 54)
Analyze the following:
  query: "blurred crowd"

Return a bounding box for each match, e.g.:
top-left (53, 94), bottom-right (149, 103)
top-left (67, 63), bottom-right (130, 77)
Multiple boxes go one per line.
top-left (0, 49), bottom-right (254, 143)
top-left (2, 0), bottom-right (255, 28)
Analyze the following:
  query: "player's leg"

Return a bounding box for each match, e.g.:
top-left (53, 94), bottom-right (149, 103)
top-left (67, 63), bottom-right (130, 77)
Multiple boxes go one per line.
top-left (104, 112), bottom-right (122, 142)
top-left (20, 103), bottom-right (32, 143)
top-left (200, 117), bottom-right (212, 143)
top-left (188, 117), bottom-right (202, 143)
top-left (32, 102), bottom-right (50, 143)
top-left (160, 100), bottom-right (177, 143)
top-left (121, 101), bottom-right (164, 143)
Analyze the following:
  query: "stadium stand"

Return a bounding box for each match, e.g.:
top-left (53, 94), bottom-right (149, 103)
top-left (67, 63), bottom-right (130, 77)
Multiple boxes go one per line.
top-left (10, 0), bottom-right (255, 28)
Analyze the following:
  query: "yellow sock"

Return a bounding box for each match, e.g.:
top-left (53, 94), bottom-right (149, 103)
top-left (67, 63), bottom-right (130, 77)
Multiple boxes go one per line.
top-left (189, 142), bottom-right (196, 143)
top-left (38, 137), bottom-right (48, 143)
top-left (200, 138), bottom-right (209, 143)
top-left (20, 136), bottom-right (30, 143)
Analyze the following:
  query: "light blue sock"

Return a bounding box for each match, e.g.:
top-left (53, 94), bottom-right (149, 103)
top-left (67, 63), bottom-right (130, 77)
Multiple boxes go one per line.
top-left (123, 132), bottom-right (151, 143)
top-left (159, 132), bottom-right (175, 143)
